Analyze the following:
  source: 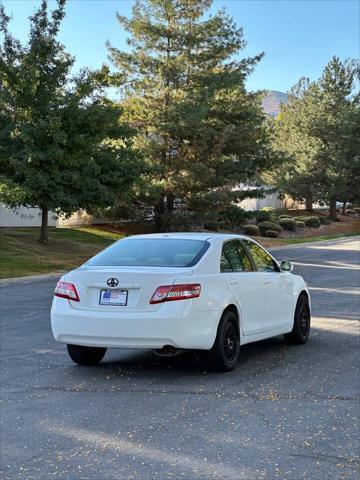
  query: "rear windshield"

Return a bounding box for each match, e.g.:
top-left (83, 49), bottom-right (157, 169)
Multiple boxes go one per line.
top-left (86, 238), bottom-right (209, 267)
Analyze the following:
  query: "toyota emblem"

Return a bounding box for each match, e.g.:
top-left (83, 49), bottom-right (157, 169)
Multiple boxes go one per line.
top-left (107, 277), bottom-right (119, 288)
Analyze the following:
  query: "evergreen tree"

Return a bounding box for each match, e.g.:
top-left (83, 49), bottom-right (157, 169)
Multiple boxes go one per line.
top-left (108, 0), bottom-right (275, 229)
top-left (266, 78), bottom-right (322, 211)
top-left (0, 0), bottom-right (142, 243)
top-left (269, 57), bottom-right (359, 218)
top-left (314, 57), bottom-right (359, 217)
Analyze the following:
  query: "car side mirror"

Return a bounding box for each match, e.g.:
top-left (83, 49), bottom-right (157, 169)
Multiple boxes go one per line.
top-left (280, 260), bottom-right (294, 272)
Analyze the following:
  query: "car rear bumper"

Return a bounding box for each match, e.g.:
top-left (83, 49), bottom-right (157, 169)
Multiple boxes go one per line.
top-left (51, 298), bottom-right (220, 350)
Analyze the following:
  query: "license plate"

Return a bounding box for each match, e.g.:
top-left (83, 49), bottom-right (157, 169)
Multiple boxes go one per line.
top-left (99, 289), bottom-right (128, 306)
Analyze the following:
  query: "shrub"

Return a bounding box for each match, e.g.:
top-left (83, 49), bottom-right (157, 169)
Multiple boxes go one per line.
top-left (204, 221), bottom-right (219, 231)
top-left (306, 216), bottom-right (321, 228)
top-left (279, 214), bottom-right (292, 219)
top-left (319, 216), bottom-right (332, 225)
top-left (296, 221), bottom-right (305, 228)
top-left (256, 209), bottom-right (273, 223)
top-left (265, 230), bottom-right (280, 238)
top-left (219, 205), bottom-right (246, 229)
top-left (257, 221), bottom-right (282, 236)
top-left (243, 224), bottom-right (260, 236)
top-left (354, 207), bottom-right (360, 214)
top-left (345, 209), bottom-right (356, 216)
top-left (295, 216), bottom-right (321, 228)
top-left (279, 218), bottom-right (297, 231)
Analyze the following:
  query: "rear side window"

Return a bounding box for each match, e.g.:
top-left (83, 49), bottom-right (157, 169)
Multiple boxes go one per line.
top-left (243, 240), bottom-right (278, 272)
top-left (221, 240), bottom-right (253, 272)
top-left (86, 238), bottom-right (209, 267)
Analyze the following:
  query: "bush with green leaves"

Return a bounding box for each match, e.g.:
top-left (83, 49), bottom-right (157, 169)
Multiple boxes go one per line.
top-left (296, 221), bottom-right (305, 228)
top-left (279, 218), bottom-right (297, 231)
top-left (258, 221), bottom-right (282, 236)
top-left (354, 207), bottom-right (360, 214)
top-left (295, 216), bottom-right (321, 228)
top-left (265, 230), bottom-right (280, 238)
top-left (319, 216), bottom-right (332, 225)
top-left (219, 205), bottom-right (246, 230)
top-left (204, 221), bottom-right (219, 231)
top-left (243, 224), bottom-right (260, 236)
top-left (255, 208), bottom-right (276, 223)
top-left (279, 214), bottom-right (292, 219)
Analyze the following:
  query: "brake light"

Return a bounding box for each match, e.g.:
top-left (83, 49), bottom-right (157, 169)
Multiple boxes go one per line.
top-left (54, 282), bottom-right (80, 302)
top-left (150, 284), bottom-right (201, 304)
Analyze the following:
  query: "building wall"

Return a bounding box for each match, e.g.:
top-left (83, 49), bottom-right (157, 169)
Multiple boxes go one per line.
top-left (239, 192), bottom-right (303, 212)
top-left (0, 205), bottom-right (103, 228)
top-left (0, 205), bottom-right (57, 227)
top-left (56, 211), bottom-right (104, 227)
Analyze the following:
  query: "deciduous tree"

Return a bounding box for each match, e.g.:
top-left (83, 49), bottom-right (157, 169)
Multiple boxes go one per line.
top-left (0, 0), bottom-right (142, 243)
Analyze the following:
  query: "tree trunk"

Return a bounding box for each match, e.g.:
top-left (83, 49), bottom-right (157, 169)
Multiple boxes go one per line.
top-left (154, 193), bottom-right (175, 231)
top-left (39, 207), bottom-right (49, 245)
top-left (329, 198), bottom-right (337, 220)
top-left (154, 194), bottom-right (165, 231)
top-left (342, 202), bottom-right (346, 215)
top-left (305, 195), bottom-right (313, 212)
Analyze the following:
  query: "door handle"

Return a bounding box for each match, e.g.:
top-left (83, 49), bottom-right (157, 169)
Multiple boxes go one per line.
top-left (229, 279), bottom-right (238, 285)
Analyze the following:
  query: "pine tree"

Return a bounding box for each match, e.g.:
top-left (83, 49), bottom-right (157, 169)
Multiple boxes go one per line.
top-left (267, 78), bottom-right (322, 211)
top-left (269, 57), bottom-right (359, 218)
top-left (108, 0), bottom-right (274, 229)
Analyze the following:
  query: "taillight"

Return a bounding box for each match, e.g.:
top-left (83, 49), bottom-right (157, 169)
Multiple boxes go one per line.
top-left (150, 284), bottom-right (201, 304)
top-left (54, 282), bottom-right (80, 302)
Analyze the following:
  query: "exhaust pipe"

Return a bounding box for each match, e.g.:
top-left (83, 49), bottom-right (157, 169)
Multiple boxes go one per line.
top-left (154, 345), bottom-right (181, 357)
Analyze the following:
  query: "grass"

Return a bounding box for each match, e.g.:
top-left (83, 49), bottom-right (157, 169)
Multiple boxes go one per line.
top-left (259, 231), bottom-right (360, 248)
top-left (0, 226), bottom-right (359, 279)
top-left (0, 227), bottom-right (123, 279)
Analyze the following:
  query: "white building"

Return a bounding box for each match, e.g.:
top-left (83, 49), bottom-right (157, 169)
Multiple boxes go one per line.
top-left (0, 205), bottom-right (97, 228)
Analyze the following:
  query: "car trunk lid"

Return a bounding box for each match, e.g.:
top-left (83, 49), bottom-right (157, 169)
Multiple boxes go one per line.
top-left (65, 266), bottom-right (193, 312)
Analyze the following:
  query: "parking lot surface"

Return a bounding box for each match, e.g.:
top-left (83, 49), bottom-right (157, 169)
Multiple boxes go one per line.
top-left (0, 237), bottom-right (359, 479)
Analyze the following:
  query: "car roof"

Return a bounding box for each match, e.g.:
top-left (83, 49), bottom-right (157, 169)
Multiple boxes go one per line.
top-left (125, 232), bottom-right (249, 242)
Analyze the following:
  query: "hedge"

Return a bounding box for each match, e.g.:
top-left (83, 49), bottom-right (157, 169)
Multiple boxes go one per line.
top-left (265, 230), bottom-right (280, 238)
top-left (296, 221), bottom-right (305, 228)
top-left (243, 224), bottom-right (260, 236)
top-left (279, 217), bottom-right (297, 231)
top-left (295, 216), bottom-right (321, 228)
top-left (257, 221), bottom-right (282, 236)
top-left (255, 210), bottom-right (273, 223)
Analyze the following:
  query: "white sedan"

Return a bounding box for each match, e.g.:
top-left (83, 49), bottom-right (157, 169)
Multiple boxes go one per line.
top-left (51, 233), bottom-right (311, 371)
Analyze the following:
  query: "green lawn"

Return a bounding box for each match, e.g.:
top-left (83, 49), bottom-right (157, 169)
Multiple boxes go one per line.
top-left (1, 227), bottom-right (358, 280)
top-left (276, 232), bottom-right (360, 245)
top-left (0, 227), bottom-right (123, 279)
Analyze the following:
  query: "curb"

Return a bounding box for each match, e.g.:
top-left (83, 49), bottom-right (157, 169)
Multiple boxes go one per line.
top-left (269, 235), bottom-right (360, 251)
top-left (0, 272), bottom-right (65, 286)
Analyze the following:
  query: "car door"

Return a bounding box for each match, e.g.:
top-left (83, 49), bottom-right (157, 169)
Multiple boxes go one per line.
top-left (242, 239), bottom-right (294, 332)
top-left (221, 239), bottom-right (265, 335)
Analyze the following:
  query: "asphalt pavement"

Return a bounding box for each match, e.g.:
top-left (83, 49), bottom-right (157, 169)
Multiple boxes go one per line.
top-left (0, 237), bottom-right (359, 480)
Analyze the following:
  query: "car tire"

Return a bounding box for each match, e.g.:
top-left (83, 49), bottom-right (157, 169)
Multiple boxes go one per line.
top-left (67, 344), bottom-right (107, 365)
top-left (284, 294), bottom-right (311, 344)
top-left (209, 310), bottom-right (240, 372)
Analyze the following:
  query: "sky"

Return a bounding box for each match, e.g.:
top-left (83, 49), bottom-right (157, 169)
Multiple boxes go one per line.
top-left (2, 0), bottom-right (359, 93)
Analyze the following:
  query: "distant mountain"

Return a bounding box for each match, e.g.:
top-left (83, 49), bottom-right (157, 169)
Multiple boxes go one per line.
top-left (262, 90), bottom-right (288, 117)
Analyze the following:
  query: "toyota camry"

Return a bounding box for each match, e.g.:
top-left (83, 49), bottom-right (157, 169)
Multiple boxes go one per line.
top-left (51, 233), bottom-right (311, 371)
